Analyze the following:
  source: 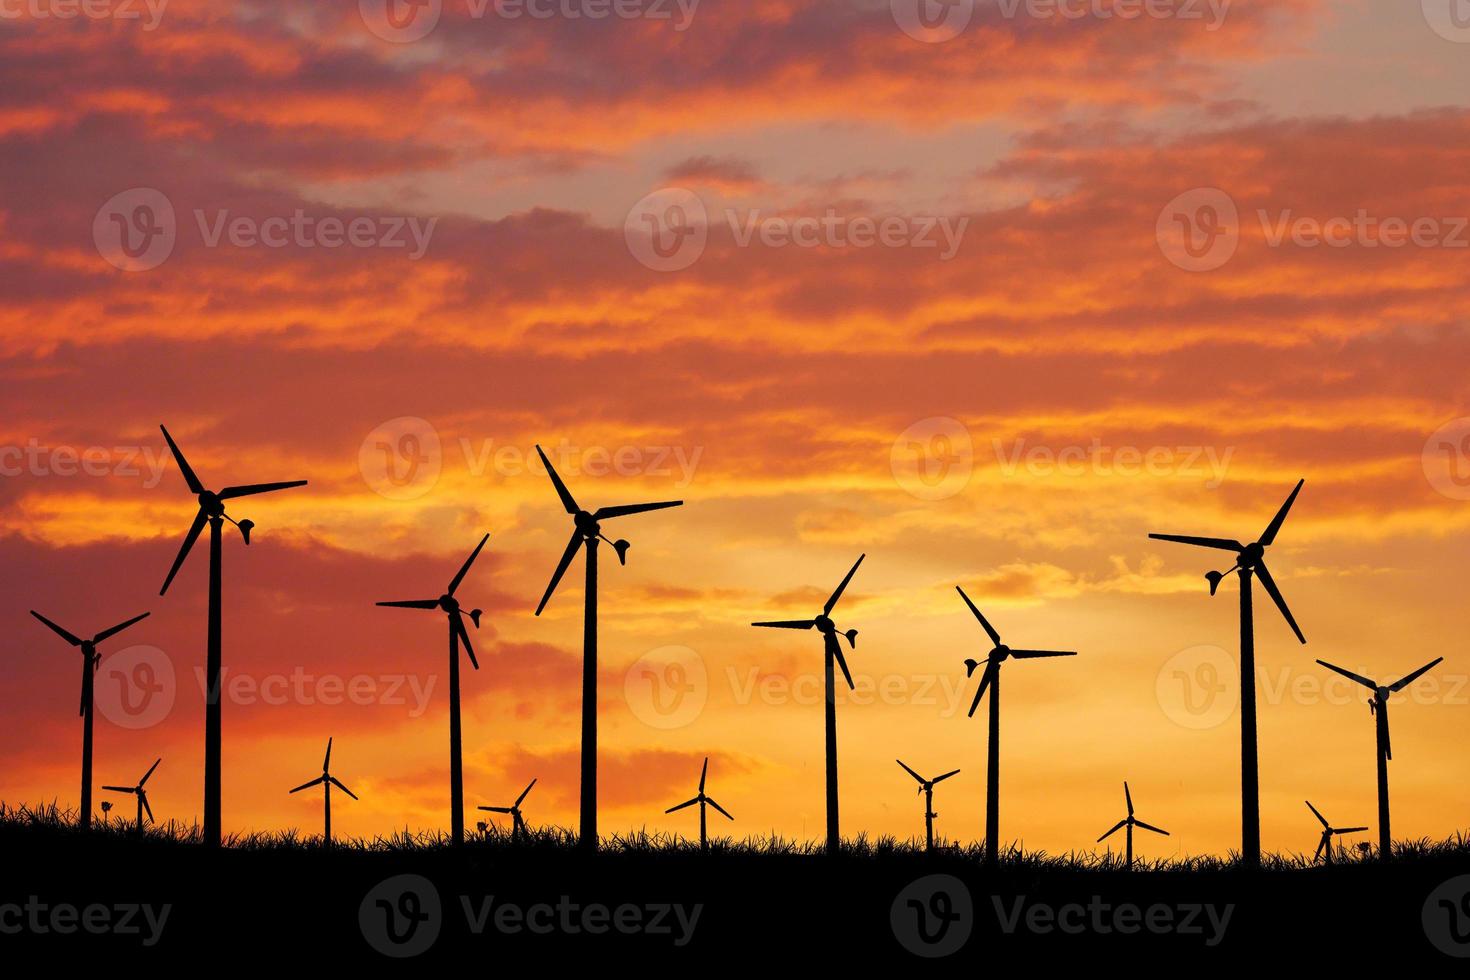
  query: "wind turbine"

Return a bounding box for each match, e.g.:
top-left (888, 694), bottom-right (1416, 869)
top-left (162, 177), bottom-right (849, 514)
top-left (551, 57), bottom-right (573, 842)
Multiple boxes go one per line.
top-left (29, 609), bottom-right (150, 830)
top-left (665, 758), bottom-right (733, 851)
top-left (1305, 800), bottom-right (1366, 866)
top-left (377, 532), bottom-right (489, 846)
top-left (157, 424), bottom-right (307, 847)
top-left (1149, 478), bottom-right (1306, 868)
top-left (956, 586), bottom-right (1076, 865)
top-left (103, 758), bottom-right (161, 833)
top-left (478, 778), bottom-right (537, 842)
top-left (288, 737), bottom-right (357, 848)
top-left (1097, 781), bottom-right (1169, 870)
top-left (896, 760), bottom-right (959, 853)
top-left (752, 555), bottom-right (865, 856)
top-left (1315, 656), bottom-right (1443, 861)
top-left (532, 444), bottom-right (683, 851)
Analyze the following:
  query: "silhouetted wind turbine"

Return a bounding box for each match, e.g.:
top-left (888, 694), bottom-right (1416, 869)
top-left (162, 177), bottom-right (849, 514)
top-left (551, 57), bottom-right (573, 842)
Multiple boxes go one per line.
top-left (897, 760), bottom-right (959, 853)
top-left (956, 586), bottom-right (1076, 866)
top-left (1305, 800), bottom-right (1366, 866)
top-left (1149, 479), bottom-right (1306, 868)
top-left (158, 424), bottom-right (306, 847)
top-left (1097, 781), bottom-right (1169, 870)
top-left (377, 532), bottom-right (489, 846)
top-left (288, 737), bottom-right (357, 848)
top-left (753, 555), bottom-right (865, 856)
top-left (103, 758), bottom-right (160, 833)
top-left (29, 609), bottom-right (149, 830)
top-left (1315, 656), bottom-right (1443, 861)
top-left (479, 778), bottom-right (537, 842)
top-left (532, 445), bottom-right (682, 851)
top-left (665, 758), bottom-right (733, 851)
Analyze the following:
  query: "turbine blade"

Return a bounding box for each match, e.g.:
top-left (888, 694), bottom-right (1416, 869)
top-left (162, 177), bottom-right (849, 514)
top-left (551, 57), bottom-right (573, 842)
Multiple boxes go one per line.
top-left (516, 778), bottom-right (537, 806)
top-left (832, 642), bottom-right (855, 690)
top-left (328, 776), bottom-right (359, 801)
top-left (1255, 562), bottom-right (1305, 644)
top-left (1260, 479), bottom-right (1305, 546)
top-left (289, 776), bottom-right (324, 794)
top-left (1306, 800), bottom-right (1329, 828)
top-left (1148, 533), bottom-right (1244, 553)
top-left (933, 769), bottom-right (961, 783)
top-left (535, 445), bottom-right (581, 514)
top-left (447, 532), bottom-right (490, 596)
top-left (896, 759), bottom-right (924, 784)
top-left (535, 531), bottom-right (583, 617)
top-left (967, 663), bottom-right (995, 718)
top-left (140, 758), bottom-right (161, 785)
top-left (1009, 650), bottom-right (1077, 659)
top-left (1388, 657), bottom-right (1444, 693)
top-left (479, 806), bottom-right (513, 813)
top-left (452, 613), bottom-right (478, 670)
top-left (1314, 837), bottom-right (1326, 861)
top-left (160, 508), bottom-right (207, 595)
top-left (824, 554), bottom-right (866, 615)
top-left (699, 758), bottom-right (708, 793)
top-left (708, 798), bottom-right (734, 821)
top-left (323, 737), bottom-right (332, 772)
top-left (92, 612), bottom-right (150, 645)
top-left (1125, 782), bottom-right (1134, 816)
top-left (30, 611), bottom-right (82, 647)
top-left (141, 793), bottom-right (153, 822)
top-left (102, 786), bottom-right (134, 793)
top-left (665, 798), bottom-right (699, 813)
top-left (1337, 827), bottom-right (1369, 834)
top-left (376, 599), bottom-right (440, 609)
top-left (1135, 820), bottom-right (1170, 836)
top-left (955, 586), bottom-right (1000, 646)
top-left (751, 620), bottom-right (816, 630)
top-left (1316, 659), bottom-right (1376, 691)
top-left (160, 424), bottom-right (204, 494)
top-left (218, 480), bottom-right (307, 500)
top-left (594, 501), bottom-right (683, 521)
top-left (1381, 701), bottom-right (1392, 761)
top-left (1098, 820), bottom-right (1127, 842)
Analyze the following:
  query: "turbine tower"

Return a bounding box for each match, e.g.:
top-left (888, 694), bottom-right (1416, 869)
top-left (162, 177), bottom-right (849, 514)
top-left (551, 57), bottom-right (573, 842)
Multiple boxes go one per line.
top-left (158, 424), bottom-right (307, 846)
top-left (533, 445), bottom-right (683, 851)
top-left (1149, 479), bottom-right (1306, 868)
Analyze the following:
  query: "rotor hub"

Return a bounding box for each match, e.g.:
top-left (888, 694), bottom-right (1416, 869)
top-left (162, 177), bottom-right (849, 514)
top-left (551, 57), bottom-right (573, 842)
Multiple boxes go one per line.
top-left (439, 594), bottom-right (459, 613)
top-left (814, 615), bottom-right (835, 633)
top-left (992, 644), bottom-right (1011, 662)
top-left (198, 491), bottom-right (224, 516)
top-left (1241, 542), bottom-right (1264, 567)
top-left (575, 511), bottom-right (600, 537)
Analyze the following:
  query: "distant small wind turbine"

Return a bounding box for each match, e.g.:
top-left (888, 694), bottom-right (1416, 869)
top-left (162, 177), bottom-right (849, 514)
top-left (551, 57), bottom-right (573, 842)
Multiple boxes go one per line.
top-left (753, 555), bottom-right (865, 856)
top-left (1305, 800), bottom-right (1366, 866)
top-left (1097, 781), bottom-right (1169, 870)
top-left (288, 737), bottom-right (357, 847)
top-left (29, 609), bottom-right (150, 830)
top-left (665, 758), bottom-right (733, 851)
top-left (479, 778), bottom-right (537, 842)
top-left (1315, 656), bottom-right (1444, 861)
top-left (896, 760), bottom-right (960, 853)
top-left (103, 758), bottom-right (161, 833)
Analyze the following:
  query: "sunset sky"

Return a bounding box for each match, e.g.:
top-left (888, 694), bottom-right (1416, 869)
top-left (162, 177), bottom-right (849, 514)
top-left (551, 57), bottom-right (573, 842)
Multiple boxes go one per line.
top-left (2, 0), bottom-right (1469, 860)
